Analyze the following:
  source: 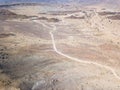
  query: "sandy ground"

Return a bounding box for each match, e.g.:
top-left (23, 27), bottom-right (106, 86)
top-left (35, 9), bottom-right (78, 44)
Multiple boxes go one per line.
top-left (0, 4), bottom-right (120, 90)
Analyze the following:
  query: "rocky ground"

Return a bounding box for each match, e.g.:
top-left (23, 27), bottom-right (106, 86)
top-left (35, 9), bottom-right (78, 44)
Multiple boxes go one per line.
top-left (0, 4), bottom-right (120, 90)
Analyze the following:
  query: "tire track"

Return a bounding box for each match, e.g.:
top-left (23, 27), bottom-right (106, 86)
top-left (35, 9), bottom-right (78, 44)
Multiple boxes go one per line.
top-left (34, 20), bottom-right (120, 80)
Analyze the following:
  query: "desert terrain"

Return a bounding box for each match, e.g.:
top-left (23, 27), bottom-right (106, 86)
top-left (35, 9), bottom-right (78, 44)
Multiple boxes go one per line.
top-left (0, 3), bottom-right (120, 90)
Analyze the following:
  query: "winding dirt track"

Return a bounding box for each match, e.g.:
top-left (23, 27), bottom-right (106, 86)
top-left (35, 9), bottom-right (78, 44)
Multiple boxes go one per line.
top-left (50, 31), bottom-right (120, 80)
top-left (34, 20), bottom-right (120, 81)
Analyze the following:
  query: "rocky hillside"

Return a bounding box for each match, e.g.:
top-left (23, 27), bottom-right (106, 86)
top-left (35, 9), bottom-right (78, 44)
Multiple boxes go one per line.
top-left (0, 9), bottom-right (28, 20)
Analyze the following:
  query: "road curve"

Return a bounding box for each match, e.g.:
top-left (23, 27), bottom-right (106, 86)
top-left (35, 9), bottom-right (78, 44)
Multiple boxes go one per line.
top-left (33, 20), bottom-right (120, 80)
top-left (50, 25), bottom-right (120, 80)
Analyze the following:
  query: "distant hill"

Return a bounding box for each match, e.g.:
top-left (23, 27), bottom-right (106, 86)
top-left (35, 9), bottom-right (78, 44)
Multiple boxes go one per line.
top-left (0, 0), bottom-right (120, 7)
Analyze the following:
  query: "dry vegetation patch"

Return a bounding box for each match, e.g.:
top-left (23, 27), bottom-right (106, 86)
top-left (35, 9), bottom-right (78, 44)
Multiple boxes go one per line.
top-left (38, 17), bottom-right (60, 22)
top-left (98, 11), bottom-right (117, 16)
top-left (66, 15), bottom-right (85, 19)
top-left (107, 15), bottom-right (120, 20)
top-left (0, 33), bottom-right (15, 38)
